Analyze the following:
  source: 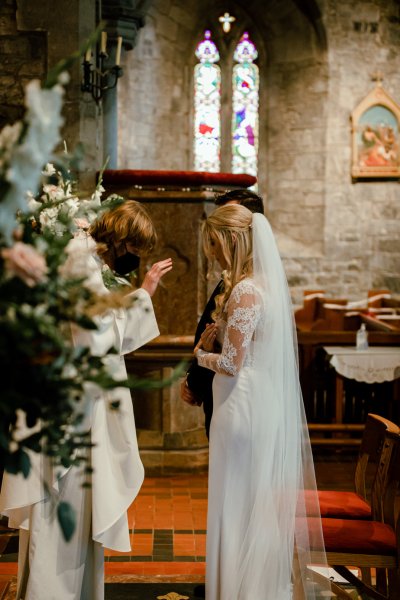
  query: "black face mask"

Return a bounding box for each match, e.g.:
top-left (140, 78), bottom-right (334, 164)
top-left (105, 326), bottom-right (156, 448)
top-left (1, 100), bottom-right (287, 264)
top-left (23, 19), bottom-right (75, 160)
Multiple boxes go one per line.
top-left (114, 252), bottom-right (140, 276)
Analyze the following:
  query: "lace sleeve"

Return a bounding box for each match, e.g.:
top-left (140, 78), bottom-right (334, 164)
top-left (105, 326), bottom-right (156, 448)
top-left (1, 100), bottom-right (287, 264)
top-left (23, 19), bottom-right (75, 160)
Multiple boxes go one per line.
top-left (195, 280), bottom-right (261, 376)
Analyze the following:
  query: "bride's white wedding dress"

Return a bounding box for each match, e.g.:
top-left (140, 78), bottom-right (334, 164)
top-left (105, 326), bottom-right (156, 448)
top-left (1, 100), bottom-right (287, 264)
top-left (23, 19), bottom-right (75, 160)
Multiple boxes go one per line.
top-left (196, 214), bottom-right (327, 600)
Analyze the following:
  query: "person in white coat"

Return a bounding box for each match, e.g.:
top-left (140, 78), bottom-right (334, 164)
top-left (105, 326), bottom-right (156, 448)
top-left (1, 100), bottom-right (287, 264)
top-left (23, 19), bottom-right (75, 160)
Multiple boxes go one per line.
top-left (0, 200), bottom-right (172, 600)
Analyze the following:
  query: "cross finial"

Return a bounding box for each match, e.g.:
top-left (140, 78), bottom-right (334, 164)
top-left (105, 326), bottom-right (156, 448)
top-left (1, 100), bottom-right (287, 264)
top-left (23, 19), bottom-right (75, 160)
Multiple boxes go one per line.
top-left (219, 12), bottom-right (236, 33)
top-left (371, 70), bottom-right (384, 86)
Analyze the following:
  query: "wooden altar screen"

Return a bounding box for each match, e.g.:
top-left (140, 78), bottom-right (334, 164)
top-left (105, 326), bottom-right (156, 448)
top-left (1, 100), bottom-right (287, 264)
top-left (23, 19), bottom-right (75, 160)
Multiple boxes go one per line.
top-left (101, 169), bottom-right (256, 473)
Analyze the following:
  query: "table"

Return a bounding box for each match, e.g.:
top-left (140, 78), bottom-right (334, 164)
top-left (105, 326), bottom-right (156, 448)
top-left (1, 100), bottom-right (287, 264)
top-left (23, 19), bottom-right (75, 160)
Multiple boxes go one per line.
top-left (323, 346), bottom-right (400, 425)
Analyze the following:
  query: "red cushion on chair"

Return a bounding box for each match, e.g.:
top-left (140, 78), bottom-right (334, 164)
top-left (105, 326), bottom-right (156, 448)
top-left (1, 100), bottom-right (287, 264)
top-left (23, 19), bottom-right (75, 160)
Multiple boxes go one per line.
top-left (317, 491), bottom-right (371, 519)
top-left (306, 517), bottom-right (397, 555)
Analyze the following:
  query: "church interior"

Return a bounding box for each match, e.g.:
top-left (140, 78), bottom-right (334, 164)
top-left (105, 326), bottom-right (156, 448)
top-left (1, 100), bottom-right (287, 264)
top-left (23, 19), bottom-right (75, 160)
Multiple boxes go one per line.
top-left (0, 0), bottom-right (400, 598)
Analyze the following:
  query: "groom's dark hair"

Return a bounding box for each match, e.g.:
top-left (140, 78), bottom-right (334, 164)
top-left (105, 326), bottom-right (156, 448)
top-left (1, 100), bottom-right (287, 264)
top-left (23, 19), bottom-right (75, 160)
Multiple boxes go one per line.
top-left (214, 188), bottom-right (264, 214)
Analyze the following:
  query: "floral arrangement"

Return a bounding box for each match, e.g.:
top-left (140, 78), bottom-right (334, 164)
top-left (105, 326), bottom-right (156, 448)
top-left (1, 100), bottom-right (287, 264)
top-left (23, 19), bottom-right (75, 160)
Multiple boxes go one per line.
top-left (0, 75), bottom-right (131, 491)
top-left (0, 57), bottom-right (184, 539)
top-left (0, 66), bottom-right (186, 539)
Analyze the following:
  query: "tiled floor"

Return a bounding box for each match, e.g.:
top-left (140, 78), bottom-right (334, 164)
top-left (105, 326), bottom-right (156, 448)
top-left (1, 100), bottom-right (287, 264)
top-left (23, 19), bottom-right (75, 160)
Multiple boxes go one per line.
top-left (0, 474), bottom-right (210, 584)
top-left (104, 474), bottom-right (208, 576)
top-left (0, 459), bottom-right (360, 596)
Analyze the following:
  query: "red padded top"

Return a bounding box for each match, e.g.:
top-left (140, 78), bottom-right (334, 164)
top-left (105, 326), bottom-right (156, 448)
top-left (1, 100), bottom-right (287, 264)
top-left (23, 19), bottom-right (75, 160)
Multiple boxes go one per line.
top-left (100, 169), bottom-right (257, 188)
top-left (316, 490), bottom-right (371, 519)
top-left (304, 517), bottom-right (397, 555)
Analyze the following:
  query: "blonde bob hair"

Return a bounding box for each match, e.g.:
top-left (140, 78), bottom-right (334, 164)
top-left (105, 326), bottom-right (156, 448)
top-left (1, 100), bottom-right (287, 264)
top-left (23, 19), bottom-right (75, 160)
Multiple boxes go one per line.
top-left (202, 204), bottom-right (253, 320)
top-left (89, 200), bottom-right (157, 266)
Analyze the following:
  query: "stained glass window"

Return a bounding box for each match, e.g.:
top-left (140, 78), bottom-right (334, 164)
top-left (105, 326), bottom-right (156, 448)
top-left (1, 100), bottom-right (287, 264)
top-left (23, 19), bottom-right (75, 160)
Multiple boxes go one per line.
top-left (194, 31), bottom-right (221, 172)
top-left (231, 32), bottom-right (259, 179)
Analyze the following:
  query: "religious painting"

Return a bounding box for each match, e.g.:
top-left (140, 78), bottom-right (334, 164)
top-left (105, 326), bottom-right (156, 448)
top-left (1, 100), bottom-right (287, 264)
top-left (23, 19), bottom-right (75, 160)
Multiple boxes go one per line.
top-left (351, 83), bottom-right (400, 180)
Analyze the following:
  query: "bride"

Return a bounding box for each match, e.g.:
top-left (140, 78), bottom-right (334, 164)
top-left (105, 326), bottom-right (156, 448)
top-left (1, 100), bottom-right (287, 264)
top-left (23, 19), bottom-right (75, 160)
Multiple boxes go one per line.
top-left (194, 203), bottom-right (326, 599)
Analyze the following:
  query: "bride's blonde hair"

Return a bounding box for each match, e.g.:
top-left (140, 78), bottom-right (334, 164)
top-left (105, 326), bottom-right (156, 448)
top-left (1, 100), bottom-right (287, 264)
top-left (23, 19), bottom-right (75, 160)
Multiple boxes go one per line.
top-left (202, 204), bottom-right (253, 320)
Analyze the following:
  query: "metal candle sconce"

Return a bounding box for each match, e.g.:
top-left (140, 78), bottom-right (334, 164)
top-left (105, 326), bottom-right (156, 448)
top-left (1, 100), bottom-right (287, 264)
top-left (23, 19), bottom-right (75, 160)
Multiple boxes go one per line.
top-left (81, 32), bottom-right (123, 103)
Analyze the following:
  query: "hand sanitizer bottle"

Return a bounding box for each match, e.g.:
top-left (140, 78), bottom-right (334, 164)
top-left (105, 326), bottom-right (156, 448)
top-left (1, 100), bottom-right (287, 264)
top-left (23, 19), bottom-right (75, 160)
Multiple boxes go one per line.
top-left (356, 323), bottom-right (369, 351)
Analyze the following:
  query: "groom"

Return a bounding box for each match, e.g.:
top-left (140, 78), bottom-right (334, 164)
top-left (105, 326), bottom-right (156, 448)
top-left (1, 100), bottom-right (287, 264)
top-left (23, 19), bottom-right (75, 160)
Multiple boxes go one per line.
top-left (181, 189), bottom-right (264, 438)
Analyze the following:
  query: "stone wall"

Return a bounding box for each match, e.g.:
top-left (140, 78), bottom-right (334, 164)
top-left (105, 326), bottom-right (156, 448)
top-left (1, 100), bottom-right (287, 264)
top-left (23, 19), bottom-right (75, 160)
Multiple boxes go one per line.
top-left (118, 0), bottom-right (400, 305)
top-left (320, 0), bottom-right (400, 302)
top-left (0, 0), bottom-right (101, 178)
top-left (118, 0), bottom-right (196, 171)
top-left (0, 0), bottom-right (46, 128)
top-left (1, 0), bottom-right (399, 305)
top-left (282, 0), bottom-right (400, 304)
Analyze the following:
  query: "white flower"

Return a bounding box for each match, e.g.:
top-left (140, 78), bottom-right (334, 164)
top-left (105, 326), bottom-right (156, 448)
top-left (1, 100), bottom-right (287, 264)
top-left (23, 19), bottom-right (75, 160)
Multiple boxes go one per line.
top-left (91, 184), bottom-right (105, 205)
top-left (61, 197), bottom-right (80, 219)
top-left (58, 232), bottom-right (96, 284)
top-left (39, 206), bottom-right (58, 229)
top-left (6, 306), bottom-right (17, 322)
top-left (26, 190), bottom-right (42, 212)
top-left (74, 217), bottom-right (90, 229)
top-left (42, 183), bottom-right (66, 202)
top-left (53, 220), bottom-right (69, 235)
top-left (20, 303), bottom-right (33, 316)
top-left (32, 304), bottom-right (48, 318)
top-left (61, 363), bottom-right (78, 379)
top-left (0, 79), bottom-right (64, 242)
top-left (58, 72), bottom-right (70, 86)
top-left (77, 197), bottom-right (100, 224)
top-left (42, 163), bottom-right (56, 176)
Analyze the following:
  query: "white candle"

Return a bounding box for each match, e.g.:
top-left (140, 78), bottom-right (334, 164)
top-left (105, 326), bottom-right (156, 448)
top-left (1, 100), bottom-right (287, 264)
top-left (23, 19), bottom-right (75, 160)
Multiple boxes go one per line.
top-left (101, 31), bottom-right (107, 54)
top-left (85, 46), bottom-right (91, 62)
top-left (116, 36), bottom-right (123, 66)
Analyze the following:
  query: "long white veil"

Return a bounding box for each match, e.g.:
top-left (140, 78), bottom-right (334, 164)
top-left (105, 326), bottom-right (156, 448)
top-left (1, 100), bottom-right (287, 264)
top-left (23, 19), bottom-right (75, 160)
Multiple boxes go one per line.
top-left (240, 213), bottom-right (328, 598)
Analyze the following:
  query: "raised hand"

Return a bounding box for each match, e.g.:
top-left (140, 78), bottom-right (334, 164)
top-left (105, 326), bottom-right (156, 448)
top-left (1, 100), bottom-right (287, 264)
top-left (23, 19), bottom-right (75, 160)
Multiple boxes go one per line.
top-left (141, 258), bottom-right (173, 297)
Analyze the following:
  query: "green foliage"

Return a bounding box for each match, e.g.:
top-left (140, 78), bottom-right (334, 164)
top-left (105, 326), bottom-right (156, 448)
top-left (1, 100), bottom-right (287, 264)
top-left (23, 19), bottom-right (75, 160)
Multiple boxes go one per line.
top-left (0, 57), bottom-right (186, 538)
top-left (57, 501), bottom-right (77, 542)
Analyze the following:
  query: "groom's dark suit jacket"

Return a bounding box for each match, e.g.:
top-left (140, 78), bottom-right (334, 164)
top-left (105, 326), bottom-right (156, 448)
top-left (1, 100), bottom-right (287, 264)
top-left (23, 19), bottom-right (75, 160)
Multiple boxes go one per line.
top-left (186, 281), bottom-right (223, 439)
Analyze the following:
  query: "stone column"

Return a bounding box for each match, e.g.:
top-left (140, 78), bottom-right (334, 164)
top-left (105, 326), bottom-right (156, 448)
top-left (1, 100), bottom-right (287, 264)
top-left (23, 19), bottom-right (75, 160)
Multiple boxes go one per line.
top-left (101, 0), bottom-right (146, 167)
top-left (102, 46), bottom-right (119, 169)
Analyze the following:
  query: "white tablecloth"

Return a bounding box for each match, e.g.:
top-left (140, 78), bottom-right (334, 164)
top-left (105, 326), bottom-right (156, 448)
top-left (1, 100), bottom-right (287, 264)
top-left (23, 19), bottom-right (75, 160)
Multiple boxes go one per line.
top-left (323, 346), bottom-right (400, 384)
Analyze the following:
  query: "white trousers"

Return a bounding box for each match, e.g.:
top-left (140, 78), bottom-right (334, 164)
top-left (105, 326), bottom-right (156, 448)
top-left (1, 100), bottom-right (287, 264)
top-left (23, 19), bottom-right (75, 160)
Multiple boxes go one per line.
top-left (16, 465), bottom-right (104, 600)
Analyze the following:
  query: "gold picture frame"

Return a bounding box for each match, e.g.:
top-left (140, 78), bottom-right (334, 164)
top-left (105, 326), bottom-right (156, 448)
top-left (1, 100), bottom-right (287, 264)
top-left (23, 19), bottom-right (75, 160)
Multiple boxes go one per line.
top-left (351, 83), bottom-right (400, 180)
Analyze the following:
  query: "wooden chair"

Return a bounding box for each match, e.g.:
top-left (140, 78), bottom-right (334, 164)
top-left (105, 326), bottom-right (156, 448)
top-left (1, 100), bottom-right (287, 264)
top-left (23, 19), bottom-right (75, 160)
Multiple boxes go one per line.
top-left (294, 290), bottom-right (325, 332)
top-left (368, 289), bottom-right (392, 309)
top-left (307, 427), bottom-right (400, 600)
top-left (306, 413), bottom-right (400, 521)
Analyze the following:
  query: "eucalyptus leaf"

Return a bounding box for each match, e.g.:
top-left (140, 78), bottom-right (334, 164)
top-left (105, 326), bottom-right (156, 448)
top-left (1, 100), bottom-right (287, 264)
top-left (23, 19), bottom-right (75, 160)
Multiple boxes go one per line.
top-left (127, 361), bottom-right (187, 390)
top-left (57, 501), bottom-right (76, 542)
top-left (4, 449), bottom-right (31, 478)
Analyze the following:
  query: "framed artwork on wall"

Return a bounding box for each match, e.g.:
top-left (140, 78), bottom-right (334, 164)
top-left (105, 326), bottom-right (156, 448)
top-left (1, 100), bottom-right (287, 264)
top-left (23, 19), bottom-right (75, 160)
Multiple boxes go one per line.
top-left (351, 82), bottom-right (400, 180)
